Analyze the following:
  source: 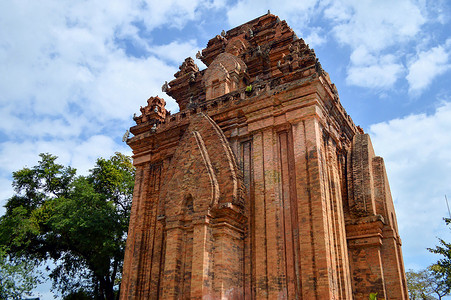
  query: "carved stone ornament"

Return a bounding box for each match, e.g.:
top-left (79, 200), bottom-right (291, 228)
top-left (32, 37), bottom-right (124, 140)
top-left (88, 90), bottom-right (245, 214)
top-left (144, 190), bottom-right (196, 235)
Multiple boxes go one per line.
top-left (203, 52), bottom-right (247, 100)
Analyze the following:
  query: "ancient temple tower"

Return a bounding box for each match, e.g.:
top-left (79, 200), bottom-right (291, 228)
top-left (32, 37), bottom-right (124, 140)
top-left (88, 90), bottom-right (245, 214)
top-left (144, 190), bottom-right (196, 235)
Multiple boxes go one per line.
top-left (120, 14), bottom-right (408, 300)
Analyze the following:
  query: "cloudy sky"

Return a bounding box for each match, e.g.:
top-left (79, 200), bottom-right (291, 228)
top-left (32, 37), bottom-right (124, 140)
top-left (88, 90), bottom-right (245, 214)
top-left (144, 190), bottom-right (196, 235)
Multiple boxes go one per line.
top-left (1, 0), bottom-right (450, 298)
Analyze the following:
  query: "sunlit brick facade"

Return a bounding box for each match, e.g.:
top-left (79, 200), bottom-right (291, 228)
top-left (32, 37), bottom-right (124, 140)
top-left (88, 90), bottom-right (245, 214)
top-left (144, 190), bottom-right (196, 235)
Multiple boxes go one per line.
top-left (120, 14), bottom-right (408, 299)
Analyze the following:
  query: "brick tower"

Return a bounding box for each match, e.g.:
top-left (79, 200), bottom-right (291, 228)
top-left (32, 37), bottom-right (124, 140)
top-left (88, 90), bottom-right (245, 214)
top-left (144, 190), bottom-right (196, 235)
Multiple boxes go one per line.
top-left (120, 13), bottom-right (408, 300)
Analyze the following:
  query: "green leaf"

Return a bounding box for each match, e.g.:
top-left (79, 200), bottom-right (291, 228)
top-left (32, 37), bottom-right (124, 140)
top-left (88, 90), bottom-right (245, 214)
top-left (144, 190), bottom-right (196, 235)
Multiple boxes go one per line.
top-left (0, 152), bottom-right (135, 299)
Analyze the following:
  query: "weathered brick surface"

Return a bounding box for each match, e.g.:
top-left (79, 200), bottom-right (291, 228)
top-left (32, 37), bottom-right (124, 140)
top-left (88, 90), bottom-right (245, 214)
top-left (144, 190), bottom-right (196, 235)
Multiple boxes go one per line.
top-left (120, 13), bottom-right (408, 299)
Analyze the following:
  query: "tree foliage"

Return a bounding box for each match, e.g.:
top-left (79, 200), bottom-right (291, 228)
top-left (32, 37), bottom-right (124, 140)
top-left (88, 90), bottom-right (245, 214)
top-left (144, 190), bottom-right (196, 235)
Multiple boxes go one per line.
top-left (0, 246), bottom-right (42, 299)
top-left (406, 266), bottom-right (450, 300)
top-left (409, 216), bottom-right (451, 300)
top-left (0, 153), bottom-right (135, 300)
top-left (429, 219), bottom-right (451, 276)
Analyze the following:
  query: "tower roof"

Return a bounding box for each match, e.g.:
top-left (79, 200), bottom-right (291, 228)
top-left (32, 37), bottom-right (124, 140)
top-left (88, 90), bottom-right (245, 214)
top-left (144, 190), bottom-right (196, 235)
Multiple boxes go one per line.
top-left (165, 13), bottom-right (329, 111)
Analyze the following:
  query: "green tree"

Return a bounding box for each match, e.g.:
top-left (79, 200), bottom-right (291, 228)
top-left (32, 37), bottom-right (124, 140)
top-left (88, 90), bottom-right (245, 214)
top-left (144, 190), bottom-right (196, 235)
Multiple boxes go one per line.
top-left (428, 217), bottom-right (451, 298)
top-left (406, 267), bottom-right (450, 300)
top-left (0, 246), bottom-right (42, 299)
top-left (427, 265), bottom-right (450, 299)
top-left (0, 153), bottom-right (135, 300)
top-left (407, 269), bottom-right (433, 300)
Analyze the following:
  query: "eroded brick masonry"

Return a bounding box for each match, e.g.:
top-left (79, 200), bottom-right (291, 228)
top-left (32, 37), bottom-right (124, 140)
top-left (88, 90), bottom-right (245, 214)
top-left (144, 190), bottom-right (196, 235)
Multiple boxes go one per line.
top-left (120, 14), bottom-right (408, 300)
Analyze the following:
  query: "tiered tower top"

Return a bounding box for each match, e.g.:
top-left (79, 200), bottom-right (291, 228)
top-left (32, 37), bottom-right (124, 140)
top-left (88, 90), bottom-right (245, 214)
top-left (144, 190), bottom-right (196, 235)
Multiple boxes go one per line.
top-left (130, 13), bottom-right (360, 146)
top-left (165, 13), bottom-right (325, 111)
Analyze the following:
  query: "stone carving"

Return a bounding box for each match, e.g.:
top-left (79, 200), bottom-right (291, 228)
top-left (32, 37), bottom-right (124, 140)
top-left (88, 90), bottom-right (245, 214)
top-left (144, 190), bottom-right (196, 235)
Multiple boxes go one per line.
top-left (277, 38), bottom-right (317, 74)
top-left (174, 57), bottom-right (199, 78)
top-left (247, 28), bottom-right (253, 38)
top-left (203, 52), bottom-right (247, 100)
top-left (121, 129), bottom-right (129, 142)
top-left (134, 96), bottom-right (168, 125)
top-left (224, 37), bottom-right (248, 56)
top-left (161, 81), bottom-right (169, 92)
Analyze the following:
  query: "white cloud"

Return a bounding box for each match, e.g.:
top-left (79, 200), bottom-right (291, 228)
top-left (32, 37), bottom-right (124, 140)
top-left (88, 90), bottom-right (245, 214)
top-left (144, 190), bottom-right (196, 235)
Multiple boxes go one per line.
top-left (426, 0), bottom-right (450, 25)
top-left (305, 28), bottom-right (327, 48)
top-left (71, 135), bottom-right (130, 174)
top-left (0, 177), bottom-right (13, 215)
top-left (0, 104), bottom-right (92, 140)
top-left (225, 0), bottom-right (436, 91)
top-left (349, 46), bottom-right (376, 66)
top-left (407, 40), bottom-right (451, 94)
top-left (86, 55), bottom-right (178, 120)
top-left (323, 0), bottom-right (427, 90)
top-left (369, 100), bottom-right (451, 268)
top-left (0, 0), bottom-right (203, 196)
top-left (347, 52), bottom-right (404, 88)
top-left (149, 40), bottom-right (201, 64)
top-left (141, 0), bottom-right (221, 29)
top-left (226, 0), bottom-right (321, 28)
top-left (324, 0), bottom-right (425, 52)
top-left (0, 134), bottom-right (129, 178)
top-left (0, 0), bottom-right (217, 122)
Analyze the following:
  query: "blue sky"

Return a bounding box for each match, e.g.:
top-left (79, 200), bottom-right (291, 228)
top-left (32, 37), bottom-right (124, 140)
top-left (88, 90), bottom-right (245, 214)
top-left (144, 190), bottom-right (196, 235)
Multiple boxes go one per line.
top-left (1, 0), bottom-right (450, 298)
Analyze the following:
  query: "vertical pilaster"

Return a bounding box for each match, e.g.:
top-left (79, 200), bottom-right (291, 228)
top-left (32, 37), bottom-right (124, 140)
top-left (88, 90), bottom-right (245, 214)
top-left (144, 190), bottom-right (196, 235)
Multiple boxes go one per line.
top-left (292, 118), bottom-right (337, 299)
top-left (150, 159), bottom-right (170, 299)
top-left (325, 142), bottom-right (353, 299)
top-left (190, 220), bottom-right (213, 299)
top-left (262, 128), bottom-right (288, 299)
top-left (278, 130), bottom-right (301, 299)
top-left (241, 140), bottom-right (254, 299)
top-left (318, 135), bottom-right (339, 299)
top-left (161, 224), bottom-right (184, 299)
top-left (292, 120), bottom-right (315, 299)
top-left (347, 220), bottom-right (386, 299)
top-left (213, 223), bottom-right (245, 299)
top-left (139, 164), bottom-right (162, 298)
top-left (252, 131), bottom-right (269, 298)
top-left (120, 163), bottom-right (151, 300)
top-left (373, 156), bottom-right (408, 299)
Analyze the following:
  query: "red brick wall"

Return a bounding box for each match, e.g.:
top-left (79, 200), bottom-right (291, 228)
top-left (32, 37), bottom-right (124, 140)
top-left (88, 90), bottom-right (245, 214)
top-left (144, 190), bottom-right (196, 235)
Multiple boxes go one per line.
top-left (120, 13), bottom-right (408, 300)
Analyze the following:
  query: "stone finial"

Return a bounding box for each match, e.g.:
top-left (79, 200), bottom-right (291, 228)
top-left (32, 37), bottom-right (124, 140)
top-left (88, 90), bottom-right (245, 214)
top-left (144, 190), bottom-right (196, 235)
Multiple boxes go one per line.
top-left (122, 129), bottom-right (130, 142)
top-left (255, 45), bottom-right (262, 56)
top-left (189, 72), bottom-right (196, 83)
top-left (135, 96), bottom-right (168, 125)
top-left (315, 59), bottom-right (323, 75)
top-left (221, 30), bottom-right (226, 37)
top-left (174, 57), bottom-right (199, 78)
top-left (357, 126), bottom-right (365, 134)
top-left (196, 50), bottom-right (203, 59)
top-left (162, 81), bottom-right (169, 92)
top-left (247, 28), bottom-right (253, 38)
top-left (215, 34), bottom-right (227, 43)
